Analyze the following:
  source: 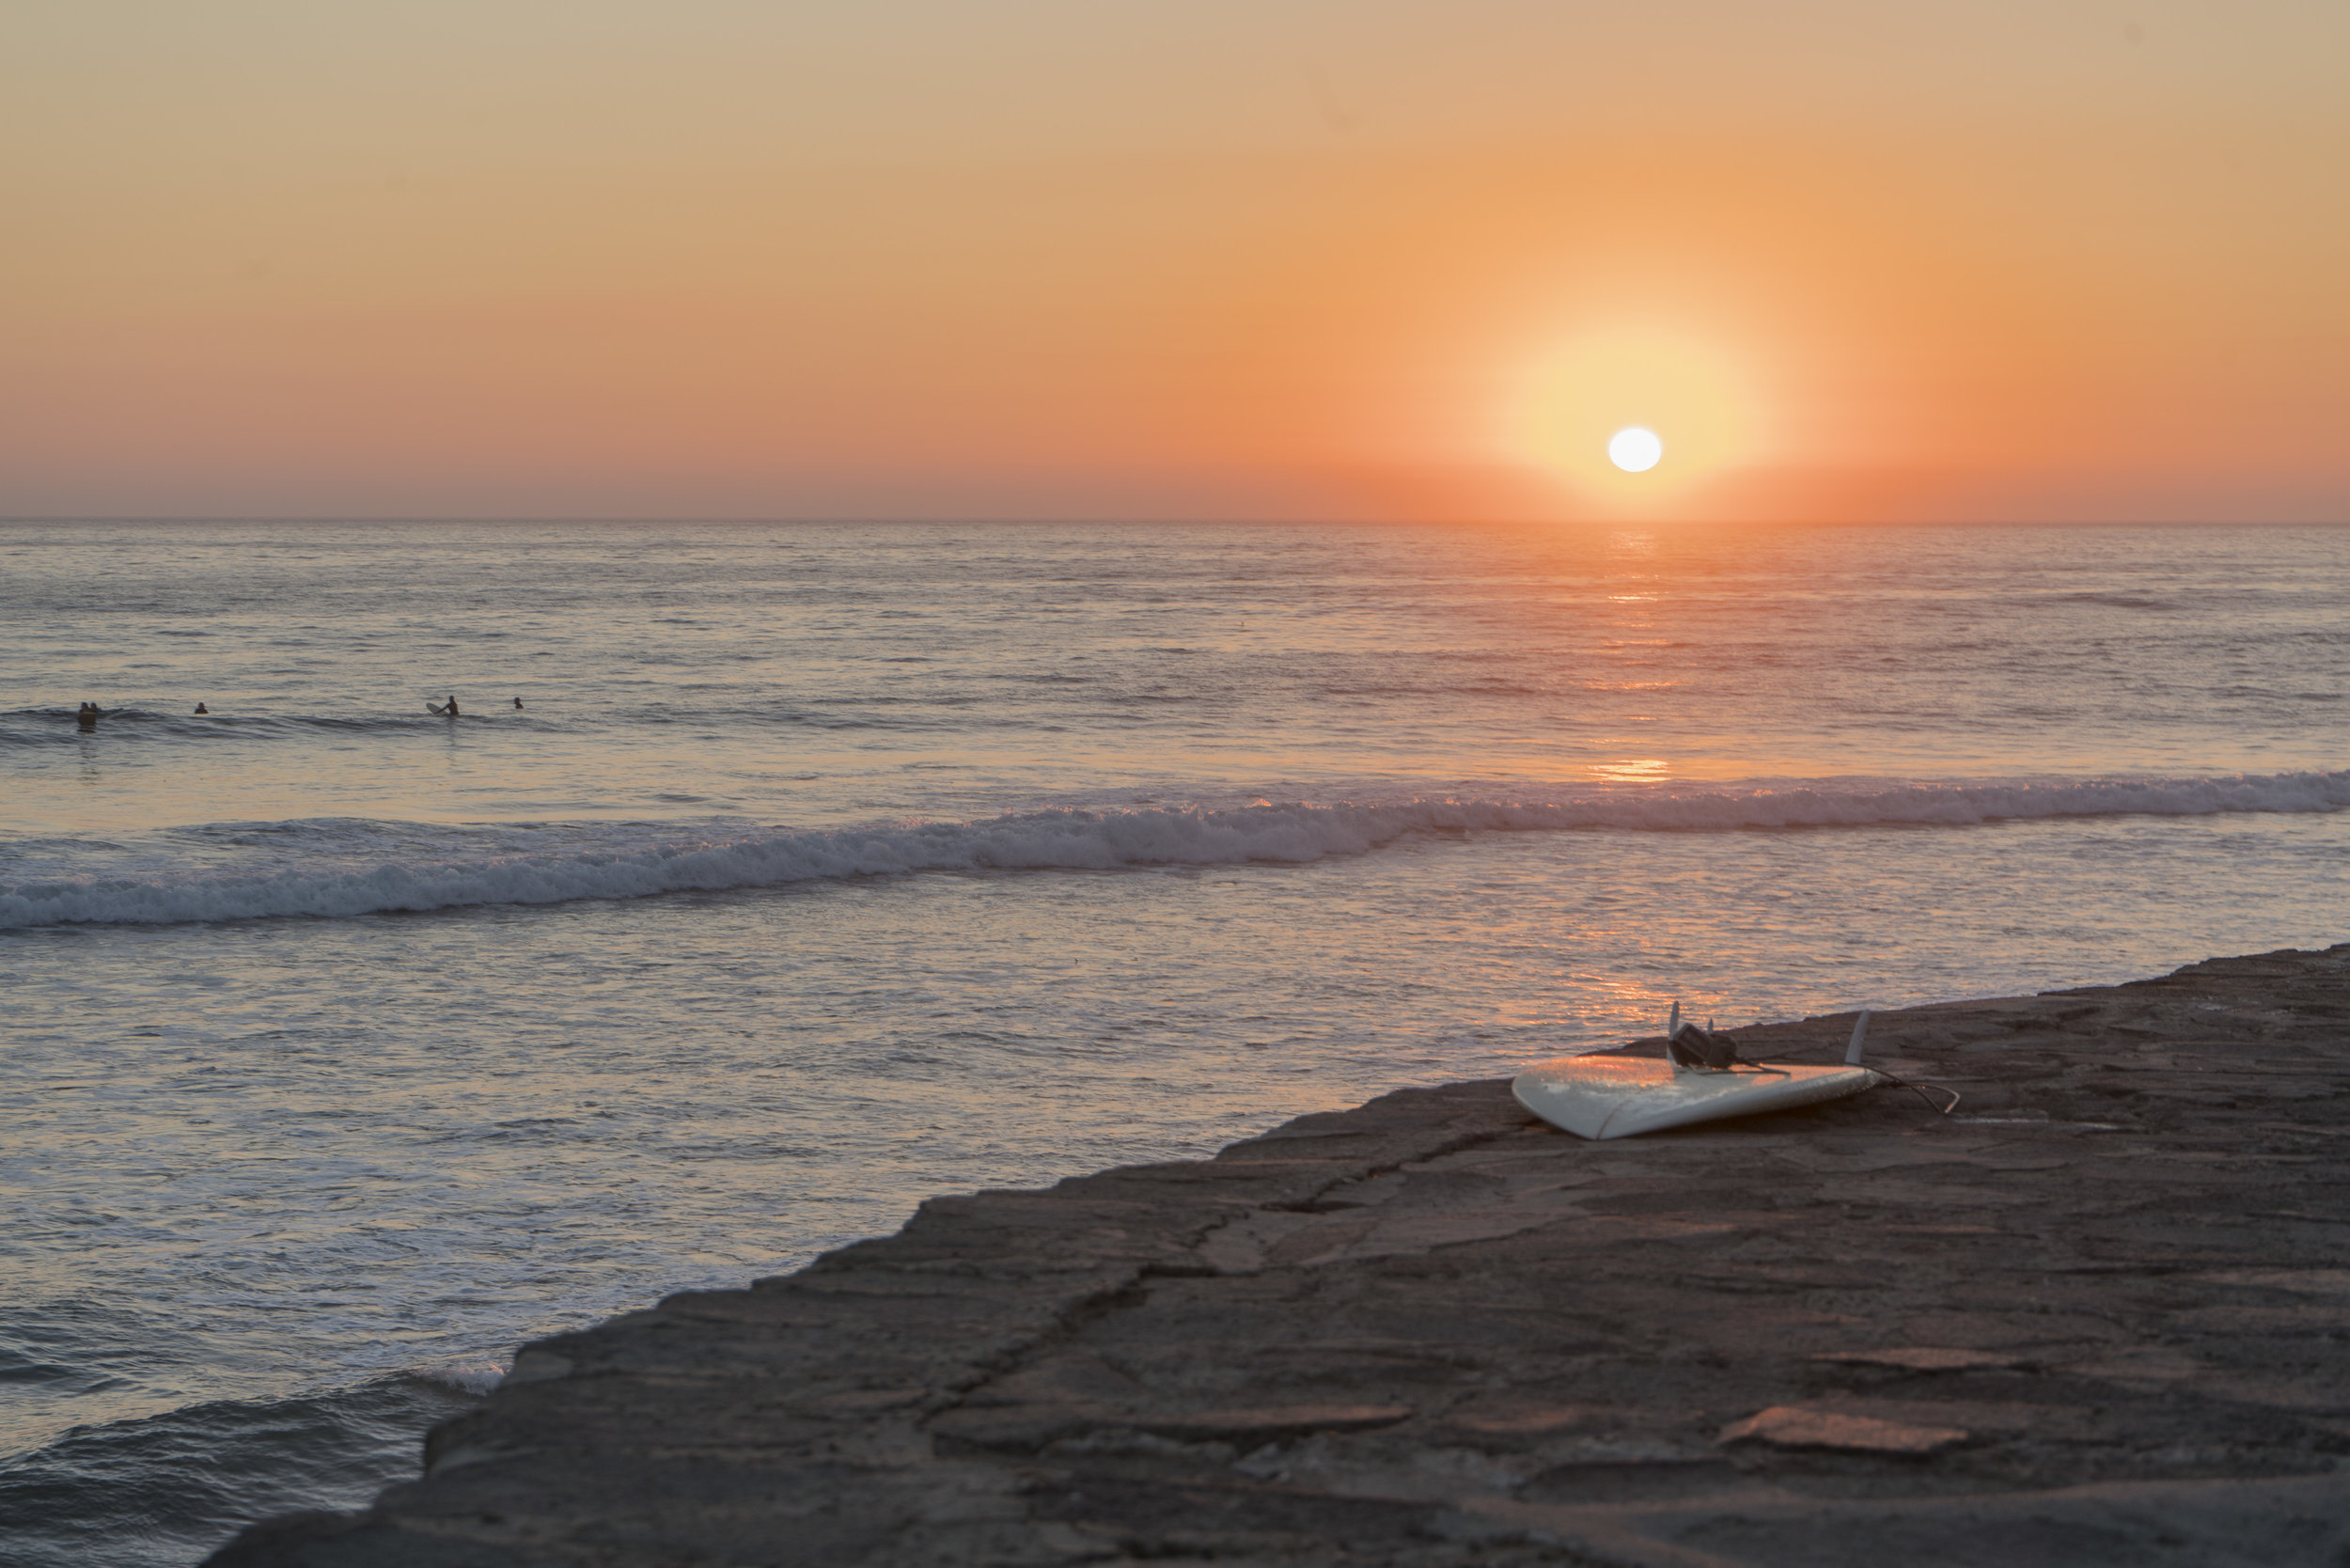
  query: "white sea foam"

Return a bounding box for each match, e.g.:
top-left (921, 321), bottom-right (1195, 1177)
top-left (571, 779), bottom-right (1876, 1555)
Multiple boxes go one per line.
top-left (406, 1361), bottom-right (508, 1396)
top-left (5, 771), bottom-right (2345, 930)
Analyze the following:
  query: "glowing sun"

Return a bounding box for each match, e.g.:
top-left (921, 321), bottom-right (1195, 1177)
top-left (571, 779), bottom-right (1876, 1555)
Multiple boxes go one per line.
top-left (1502, 324), bottom-right (1761, 503)
top-left (1608, 427), bottom-right (1663, 472)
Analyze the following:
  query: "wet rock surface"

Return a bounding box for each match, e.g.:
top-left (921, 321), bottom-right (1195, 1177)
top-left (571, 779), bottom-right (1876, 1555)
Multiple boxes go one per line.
top-left (213, 947), bottom-right (2350, 1566)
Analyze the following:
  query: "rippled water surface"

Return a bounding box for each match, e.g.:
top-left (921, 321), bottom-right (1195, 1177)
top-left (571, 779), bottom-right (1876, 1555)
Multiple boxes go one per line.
top-left (3, 520), bottom-right (2346, 1564)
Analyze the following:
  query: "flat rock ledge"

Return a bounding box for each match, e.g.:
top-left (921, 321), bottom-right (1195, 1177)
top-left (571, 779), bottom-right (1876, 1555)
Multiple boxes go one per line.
top-left (214, 947), bottom-right (2350, 1568)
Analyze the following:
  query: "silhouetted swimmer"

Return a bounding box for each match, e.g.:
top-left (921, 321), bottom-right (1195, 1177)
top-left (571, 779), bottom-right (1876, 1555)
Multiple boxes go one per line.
top-left (194, 703), bottom-right (209, 715)
top-left (437, 695), bottom-right (461, 717)
top-left (513, 697), bottom-right (524, 710)
top-left (76, 702), bottom-right (101, 730)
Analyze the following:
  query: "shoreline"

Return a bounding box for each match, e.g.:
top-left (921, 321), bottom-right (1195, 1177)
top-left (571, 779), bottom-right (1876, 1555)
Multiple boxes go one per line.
top-left (214, 946), bottom-right (2350, 1566)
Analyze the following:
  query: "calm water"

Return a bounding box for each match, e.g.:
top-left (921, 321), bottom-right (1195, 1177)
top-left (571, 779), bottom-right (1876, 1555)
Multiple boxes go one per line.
top-left (4, 520), bottom-right (2347, 1565)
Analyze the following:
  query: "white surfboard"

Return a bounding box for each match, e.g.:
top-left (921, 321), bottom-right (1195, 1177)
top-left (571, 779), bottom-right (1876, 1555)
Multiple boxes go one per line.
top-left (1512, 1009), bottom-right (1879, 1140)
top-left (1513, 1056), bottom-right (1877, 1140)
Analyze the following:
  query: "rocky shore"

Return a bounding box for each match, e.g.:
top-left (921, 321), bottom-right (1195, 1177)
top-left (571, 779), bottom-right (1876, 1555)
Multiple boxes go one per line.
top-left (214, 947), bottom-right (2350, 1567)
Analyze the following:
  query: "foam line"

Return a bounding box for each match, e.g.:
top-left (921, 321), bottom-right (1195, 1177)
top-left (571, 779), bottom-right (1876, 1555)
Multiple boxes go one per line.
top-left (4, 771), bottom-right (2345, 930)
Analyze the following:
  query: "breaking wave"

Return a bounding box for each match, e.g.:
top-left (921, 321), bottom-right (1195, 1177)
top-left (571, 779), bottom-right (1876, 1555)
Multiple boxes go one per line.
top-left (5, 770), bottom-right (2346, 931)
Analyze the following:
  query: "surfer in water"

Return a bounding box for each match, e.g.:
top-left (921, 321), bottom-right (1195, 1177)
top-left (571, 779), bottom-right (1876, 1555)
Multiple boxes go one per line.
top-left (194, 703), bottom-right (208, 714)
top-left (76, 701), bottom-right (101, 730)
top-left (437, 695), bottom-right (461, 717)
top-left (512, 697), bottom-right (523, 710)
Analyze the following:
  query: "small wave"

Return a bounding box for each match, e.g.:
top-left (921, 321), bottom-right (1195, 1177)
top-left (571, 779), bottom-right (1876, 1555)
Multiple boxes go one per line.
top-left (0, 709), bottom-right (513, 740)
top-left (1317, 682), bottom-right (1548, 698)
top-left (3, 770), bottom-right (2345, 931)
top-left (407, 1360), bottom-right (506, 1396)
top-left (2052, 591), bottom-right (2183, 611)
top-left (0, 1373), bottom-right (478, 1568)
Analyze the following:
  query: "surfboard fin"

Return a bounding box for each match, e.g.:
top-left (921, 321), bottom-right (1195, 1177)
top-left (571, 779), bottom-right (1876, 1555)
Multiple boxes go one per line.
top-left (1845, 1010), bottom-right (1872, 1066)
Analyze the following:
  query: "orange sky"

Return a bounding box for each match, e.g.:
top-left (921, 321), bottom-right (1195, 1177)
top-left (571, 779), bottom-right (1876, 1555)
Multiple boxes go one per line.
top-left (4, 2), bottom-right (2345, 521)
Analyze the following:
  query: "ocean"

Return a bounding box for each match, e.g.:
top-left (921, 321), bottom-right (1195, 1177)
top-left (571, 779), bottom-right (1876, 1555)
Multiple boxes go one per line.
top-left (4, 518), bottom-right (2346, 1566)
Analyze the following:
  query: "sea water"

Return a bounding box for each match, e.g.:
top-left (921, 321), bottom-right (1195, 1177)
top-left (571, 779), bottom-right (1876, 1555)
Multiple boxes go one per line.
top-left (3, 519), bottom-right (2345, 1565)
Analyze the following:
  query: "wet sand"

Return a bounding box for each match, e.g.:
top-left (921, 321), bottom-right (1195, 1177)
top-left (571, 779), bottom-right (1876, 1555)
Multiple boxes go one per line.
top-left (214, 946), bottom-right (2350, 1566)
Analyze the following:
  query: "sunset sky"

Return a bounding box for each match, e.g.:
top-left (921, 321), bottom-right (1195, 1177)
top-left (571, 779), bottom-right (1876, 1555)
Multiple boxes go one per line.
top-left (6, 2), bottom-right (2345, 522)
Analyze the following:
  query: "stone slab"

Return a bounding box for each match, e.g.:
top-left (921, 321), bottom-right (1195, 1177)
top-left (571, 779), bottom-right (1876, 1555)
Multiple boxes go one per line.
top-left (211, 945), bottom-right (2350, 1567)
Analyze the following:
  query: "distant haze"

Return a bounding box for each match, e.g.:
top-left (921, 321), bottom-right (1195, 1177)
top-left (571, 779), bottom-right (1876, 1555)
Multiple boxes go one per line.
top-left (5, 2), bottom-right (2346, 522)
